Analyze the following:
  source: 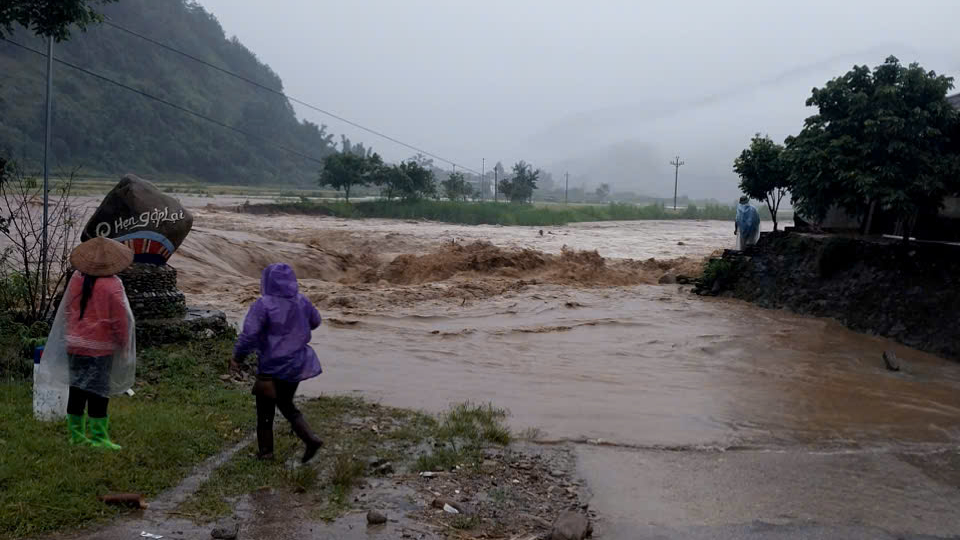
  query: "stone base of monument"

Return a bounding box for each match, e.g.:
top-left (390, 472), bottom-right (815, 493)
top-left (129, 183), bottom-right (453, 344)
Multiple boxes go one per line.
top-left (135, 308), bottom-right (232, 348)
top-left (116, 264), bottom-right (231, 347)
top-left (118, 263), bottom-right (187, 320)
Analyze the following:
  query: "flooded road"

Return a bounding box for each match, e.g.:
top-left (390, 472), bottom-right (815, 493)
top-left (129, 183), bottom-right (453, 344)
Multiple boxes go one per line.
top-left (155, 202), bottom-right (960, 536)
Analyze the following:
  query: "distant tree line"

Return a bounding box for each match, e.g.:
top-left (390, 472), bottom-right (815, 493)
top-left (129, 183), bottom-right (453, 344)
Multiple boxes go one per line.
top-left (319, 149), bottom-right (544, 205)
top-left (734, 56), bottom-right (960, 241)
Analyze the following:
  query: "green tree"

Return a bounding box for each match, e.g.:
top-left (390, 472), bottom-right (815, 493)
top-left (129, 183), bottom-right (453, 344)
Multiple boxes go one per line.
top-left (0, 0), bottom-right (116, 41)
top-left (376, 160), bottom-right (436, 201)
top-left (733, 134), bottom-right (789, 231)
top-left (319, 151), bottom-right (382, 201)
top-left (499, 161), bottom-right (540, 204)
top-left (785, 56), bottom-right (960, 240)
top-left (442, 171), bottom-right (472, 201)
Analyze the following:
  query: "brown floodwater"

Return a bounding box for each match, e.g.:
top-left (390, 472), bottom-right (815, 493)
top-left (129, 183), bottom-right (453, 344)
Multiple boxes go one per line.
top-left (302, 285), bottom-right (960, 450)
top-left (167, 207), bottom-right (960, 453)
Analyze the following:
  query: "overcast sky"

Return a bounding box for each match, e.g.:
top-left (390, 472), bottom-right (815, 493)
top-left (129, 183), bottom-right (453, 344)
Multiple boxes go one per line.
top-left (197, 0), bottom-right (960, 200)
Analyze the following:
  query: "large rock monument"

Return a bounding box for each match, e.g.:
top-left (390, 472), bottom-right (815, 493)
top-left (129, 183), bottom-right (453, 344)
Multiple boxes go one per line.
top-left (82, 175), bottom-right (227, 344)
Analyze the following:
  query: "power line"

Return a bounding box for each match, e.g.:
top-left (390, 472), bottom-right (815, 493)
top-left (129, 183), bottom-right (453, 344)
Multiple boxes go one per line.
top-left (102, 20), bottom-right (480, 175)
top-left (1, 35), bottom-right (327, 166)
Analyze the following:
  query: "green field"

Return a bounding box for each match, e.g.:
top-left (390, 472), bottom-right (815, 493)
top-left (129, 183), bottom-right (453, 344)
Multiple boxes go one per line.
top-left (245, 199), bottom-right (744, 226)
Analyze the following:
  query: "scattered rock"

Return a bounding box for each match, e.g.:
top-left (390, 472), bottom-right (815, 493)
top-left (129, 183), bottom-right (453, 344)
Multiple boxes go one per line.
top-left (549, 469), bottom-right (564, 478)
top-left (210, 524), bottom-right (239, 540)
top-left (218, 374), bottom-right (231, 381)
top-left (550, 512), bottom-right (591, 540)
top-left (419, 471), bottom-right (438, 478)
top-left (658, 273), bottom-right (677, 285)
top-left (677, 241), bottom-right (686, 246)
top-left (367, 510), bottom-right (388, 525)
top-left (443, 504), bottom-right (460, 514)
top-left (431, 498), bottom-right (465, 513)
top-left (883, 350), bottom-right (901, 372)
top-left (374, 462), bottom-right (395, 476)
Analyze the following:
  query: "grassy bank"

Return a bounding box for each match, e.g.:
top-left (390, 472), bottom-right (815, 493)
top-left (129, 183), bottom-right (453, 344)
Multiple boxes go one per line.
top-left (0, 332), bottom-right (514, 538)
top-left (0, 337), bottom-right (253, 539)
top-left (243, 199), bottom-right (739, 226)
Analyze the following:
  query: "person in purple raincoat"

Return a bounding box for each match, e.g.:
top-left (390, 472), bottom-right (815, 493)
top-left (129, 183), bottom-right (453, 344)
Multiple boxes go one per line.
top-left (232, 263), bottom-right (324, 462)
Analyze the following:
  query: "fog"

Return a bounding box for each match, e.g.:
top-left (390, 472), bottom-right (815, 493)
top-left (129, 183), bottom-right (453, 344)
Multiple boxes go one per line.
top-left (197, 0), bottom-right (960, 200)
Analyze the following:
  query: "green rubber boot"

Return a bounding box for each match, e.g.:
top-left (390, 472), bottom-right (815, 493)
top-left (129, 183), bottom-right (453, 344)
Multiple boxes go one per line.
top-left (88, 417), bottom-right (121, 450)
top-left (67, 414), bottom-right (91, 445)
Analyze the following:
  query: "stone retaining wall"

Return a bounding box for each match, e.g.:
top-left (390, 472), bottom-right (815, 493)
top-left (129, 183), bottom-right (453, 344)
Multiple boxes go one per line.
top-left (696, 232), bottom-right (960, 360)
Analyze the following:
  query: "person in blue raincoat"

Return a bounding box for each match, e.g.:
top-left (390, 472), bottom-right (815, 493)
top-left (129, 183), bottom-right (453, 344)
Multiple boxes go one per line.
top-left (735, 196), bottom-right (761, 250)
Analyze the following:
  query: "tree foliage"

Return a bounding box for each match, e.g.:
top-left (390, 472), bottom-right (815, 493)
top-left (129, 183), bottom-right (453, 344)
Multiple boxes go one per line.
top-left (0, 159), bottom-right (81, 323)
top-left (0, 0), bottom-right (339, 185)
top-left (499, 161), bottom-right (540, 204)
top-left (785, 56), bottom-right (960, 240)
top-left (733, 134), bottom-right (789, 230)
top-left (0, 0), bottom-right (116, 41)
top-left (318, 150), bottom-right (382, 201)
top-left (442, 171), bottom-right (473, 201)
top-left (384, 160), bottom-right (436, 201)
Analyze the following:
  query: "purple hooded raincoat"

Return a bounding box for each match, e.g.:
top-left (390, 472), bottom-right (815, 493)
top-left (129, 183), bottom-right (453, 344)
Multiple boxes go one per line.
top-left (234, 263), bottom-right (322, 382)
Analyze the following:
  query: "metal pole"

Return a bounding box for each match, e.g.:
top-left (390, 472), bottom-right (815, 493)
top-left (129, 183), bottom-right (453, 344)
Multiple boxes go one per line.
top-left (674, 163), bottom-right (678, 210)
top-left (481, 158), bottom-right (485, 201)
top-left (670, 156), bottom-right (684, 211)
top-left (494, 167), bottom-right (498, 202)
top-left (42, 36), bottom-right (54, 291)
top-left (565, 172), bottom-right (569, 205)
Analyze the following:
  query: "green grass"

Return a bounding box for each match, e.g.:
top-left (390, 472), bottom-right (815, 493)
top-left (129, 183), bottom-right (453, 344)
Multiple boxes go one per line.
top-left (243, 199), bottom-right (739, 226)
top-left (0, 337), bottom-right (253, 540)
top-left (415, 402), bottom-right (512, 472)
top-left (0, 331), bottom-right (514, 537)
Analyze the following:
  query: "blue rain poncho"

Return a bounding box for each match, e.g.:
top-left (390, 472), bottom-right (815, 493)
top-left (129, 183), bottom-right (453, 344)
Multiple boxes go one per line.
top-left (735, 203), bottom-right (761, 250)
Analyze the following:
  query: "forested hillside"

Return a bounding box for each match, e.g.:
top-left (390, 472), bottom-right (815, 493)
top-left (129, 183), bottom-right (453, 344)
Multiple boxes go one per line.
top-left (0, 0), bottom-right (338, 185)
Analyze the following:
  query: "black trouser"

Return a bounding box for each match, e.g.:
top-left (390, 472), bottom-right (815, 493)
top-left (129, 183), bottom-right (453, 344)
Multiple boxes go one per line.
top-left (256, 379), bottom-right (302, 428)
top-left (67, 386), bottom-right (109, 418)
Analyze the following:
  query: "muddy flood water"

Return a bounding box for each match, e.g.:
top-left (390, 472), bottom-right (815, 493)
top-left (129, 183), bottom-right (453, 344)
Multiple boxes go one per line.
top-left (98, 198), bottom-right (960, 537)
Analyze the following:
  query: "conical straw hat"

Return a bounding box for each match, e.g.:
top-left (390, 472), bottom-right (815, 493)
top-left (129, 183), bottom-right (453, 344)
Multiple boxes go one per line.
top-left (70, 237), bottom-right (134, 277)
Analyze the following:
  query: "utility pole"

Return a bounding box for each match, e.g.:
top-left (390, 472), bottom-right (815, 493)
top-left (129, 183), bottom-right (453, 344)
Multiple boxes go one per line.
top-left (494, 166), bottom-right (498, 202)
top-left (565, 171), bottom-right (569, 205)
top-left (481, 158), bottom-right (485, 201)
top-left (41, 36), bottom-right (54, 298)
top-left (670, 156), bottom-right (685, 210)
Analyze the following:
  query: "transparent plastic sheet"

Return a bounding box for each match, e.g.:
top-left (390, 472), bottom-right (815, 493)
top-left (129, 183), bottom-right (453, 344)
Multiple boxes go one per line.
top-left (734, 204), bottom-right (761, 250)
top-left (35, 274), bottom-right (136, 419)
top-left (735, 225), bottom-right (761, 250)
